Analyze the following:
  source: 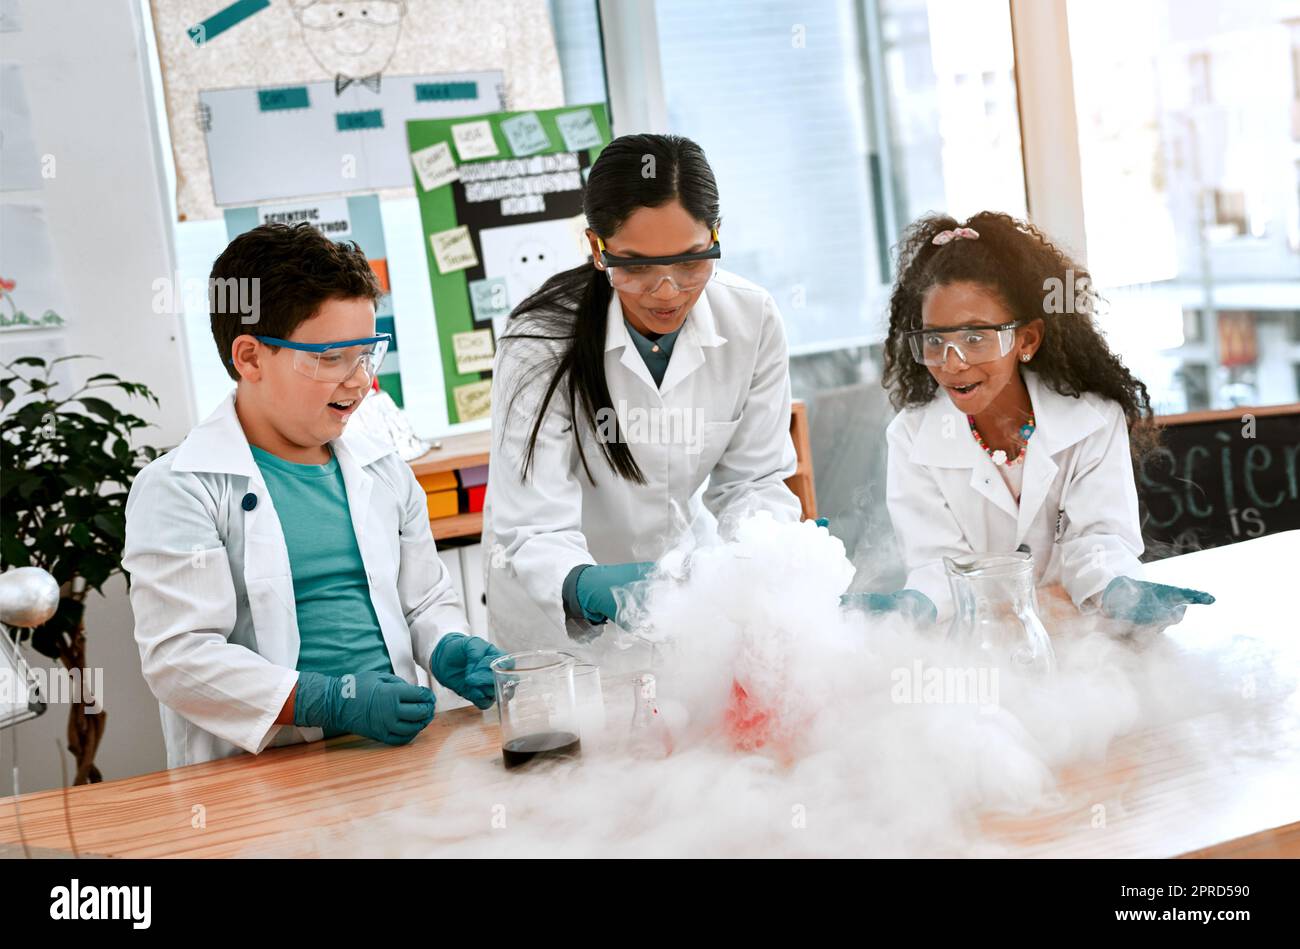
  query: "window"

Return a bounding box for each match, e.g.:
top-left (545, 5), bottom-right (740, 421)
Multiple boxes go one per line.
top-left (1068, 0), bottom-right (1300, 413)
top-left (650, 0), bottom-right (1025, 354)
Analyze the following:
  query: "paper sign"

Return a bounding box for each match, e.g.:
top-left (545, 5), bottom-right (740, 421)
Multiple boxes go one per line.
top-left (410, 141), bottom-right (459, 193)
top-left (500, 111), bottom-right (551, 157)
top-left (452, 329), bottom-right (496, 374)
top-left (554, 108), bottom-right (603, 151)
top-left (257, 197), bottom-right (351, 237)
top-left (468, 276), bottom-right (511, 325)
top-left (453, 379), bottom-right (493, 421)
top-left (429, 225), bottom-right (478, 274)
top-left (451, 119), bottom-right (498, 161)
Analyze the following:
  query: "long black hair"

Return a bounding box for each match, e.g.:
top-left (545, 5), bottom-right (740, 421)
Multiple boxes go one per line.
top-left (499, 133), bottom-right (721, 485)
top-left (881, 211), bottom-right (1158, 459)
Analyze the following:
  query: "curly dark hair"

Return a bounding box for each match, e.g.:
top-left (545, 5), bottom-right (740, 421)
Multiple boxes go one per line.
top-left (208, 222), bottom-right (383, 381)
top-left (881, 210), bottom-right (1158, 458)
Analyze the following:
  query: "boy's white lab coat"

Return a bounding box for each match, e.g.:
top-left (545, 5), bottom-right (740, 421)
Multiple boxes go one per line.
top-left (123, 392), bottom-right (467, 768)
top-left (886, 370), bottom-right (1144, 620)
top-left (483, 269), bottom-right (802, 656)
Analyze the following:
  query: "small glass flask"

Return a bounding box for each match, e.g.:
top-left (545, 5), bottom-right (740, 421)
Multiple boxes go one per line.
top-left (628, 673), bottom-right (673, 759)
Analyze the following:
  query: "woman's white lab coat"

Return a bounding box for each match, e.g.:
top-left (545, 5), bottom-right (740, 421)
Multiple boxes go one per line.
top-left (122, 392), bottom-right (467, 768)
top-left (886, 370), bottom-right (1144, 620)
top-left (483, 269), bottom-right (803, 656)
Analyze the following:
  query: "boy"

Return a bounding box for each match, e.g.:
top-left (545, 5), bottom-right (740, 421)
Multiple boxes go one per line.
top-left (124, 223), bottom-right (502, 768)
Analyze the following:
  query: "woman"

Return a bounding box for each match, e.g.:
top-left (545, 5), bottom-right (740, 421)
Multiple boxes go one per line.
top-left (483, 133), bottom-right (803, 658)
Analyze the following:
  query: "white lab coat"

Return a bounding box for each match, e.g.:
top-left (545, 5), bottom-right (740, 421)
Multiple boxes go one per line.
top-left (122, 392), bottom-right (467, 768)
top-left (886, 370), bottom-right (1144, 620)
top-left (483, 269), bottom-right (802, 657)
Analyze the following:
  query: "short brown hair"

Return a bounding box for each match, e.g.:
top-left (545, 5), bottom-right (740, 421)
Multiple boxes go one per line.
top-left (209, 223), bottom-right (383, 380)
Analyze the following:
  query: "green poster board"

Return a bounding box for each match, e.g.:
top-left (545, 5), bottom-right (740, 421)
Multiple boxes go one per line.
top-left (406, 104), bottom-right (611, 424)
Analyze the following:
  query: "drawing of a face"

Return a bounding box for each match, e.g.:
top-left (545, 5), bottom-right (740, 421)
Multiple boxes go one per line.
top-left (478, 220), bottom-right (586, 335)
top-left (509, 239), bottom-right (558, 303)
top-left (293, 0), bottom-right (405, 78)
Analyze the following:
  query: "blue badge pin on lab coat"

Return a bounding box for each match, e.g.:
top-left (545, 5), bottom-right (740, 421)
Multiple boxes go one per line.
top-left (241, 492), bottom-right (257, 511)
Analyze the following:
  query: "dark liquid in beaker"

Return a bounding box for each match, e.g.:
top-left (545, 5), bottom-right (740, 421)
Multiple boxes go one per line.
top-left (501, 731), bottom-right (582, 769)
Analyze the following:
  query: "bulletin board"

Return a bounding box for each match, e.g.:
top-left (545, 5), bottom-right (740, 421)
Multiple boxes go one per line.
top-left (406, 104), bottom-right (611, 424)
top-left (148, 0), bottom-right (566, 219)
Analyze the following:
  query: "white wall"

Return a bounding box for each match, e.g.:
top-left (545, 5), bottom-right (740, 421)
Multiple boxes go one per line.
top-left (1, 0), bottom-right (195, 794)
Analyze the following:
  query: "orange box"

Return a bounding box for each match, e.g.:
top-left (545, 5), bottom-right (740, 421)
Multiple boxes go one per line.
top-left (426, 489), bottom-right (459, 520)
top-left (417, 471), bottom-right (458, 493)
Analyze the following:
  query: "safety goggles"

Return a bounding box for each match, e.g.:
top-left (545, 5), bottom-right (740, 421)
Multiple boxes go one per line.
top-left (597, 228), bottom-right (721, 293)
top-left (904, 321), bottom-right (1025, 367)
top-left (256, 333), bottom-right (391, 383)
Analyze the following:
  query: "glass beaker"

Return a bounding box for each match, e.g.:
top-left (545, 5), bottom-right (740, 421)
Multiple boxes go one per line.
top-left (490, 651), bottom-right (583, 769)
top-left (566, 656), bottom-right (607, 741)
top-left (943, 551), bottom-right (1056, 674)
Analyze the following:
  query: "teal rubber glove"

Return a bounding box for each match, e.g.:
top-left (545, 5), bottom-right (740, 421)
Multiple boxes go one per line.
top-left (1101, 576), bottom-right (1215, 629)
top-left (574, 561), bottom-right (654, 625)
top-left (814, 517), bottom-right (829, 528)
top-left (431, 633), bottom-right (504, 710)
top-left (293, 670), bottom-right (436, 745)
top-left (840, 589), bottom-right (938, 625)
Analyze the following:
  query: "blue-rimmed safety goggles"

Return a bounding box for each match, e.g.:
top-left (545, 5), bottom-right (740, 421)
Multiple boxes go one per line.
top-left (255, 333), bottom-right (391, 383)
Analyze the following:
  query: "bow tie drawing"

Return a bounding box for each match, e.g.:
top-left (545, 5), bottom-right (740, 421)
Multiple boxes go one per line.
top-left (335, 73), bottom-right (382, 95)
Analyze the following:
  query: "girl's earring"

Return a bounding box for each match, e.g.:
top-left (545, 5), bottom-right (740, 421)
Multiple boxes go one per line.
top-left (1021, 353), bottom-right (1032, 362)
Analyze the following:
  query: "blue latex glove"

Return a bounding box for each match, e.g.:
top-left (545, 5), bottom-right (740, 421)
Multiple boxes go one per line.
top-left (840, 589), bottom-right (938, 625)
top-left (1100, 576), bottom-right (1215, 629)
top-left (574, 561), bottom-right (654, 625)
top-left (293, 670), bottom-right (436, 745)
top-left (431, 633), bottom-right (505, 710)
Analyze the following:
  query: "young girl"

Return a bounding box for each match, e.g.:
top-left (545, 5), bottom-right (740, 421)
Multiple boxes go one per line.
top-left (860, 211), bottom-right (1213, 631)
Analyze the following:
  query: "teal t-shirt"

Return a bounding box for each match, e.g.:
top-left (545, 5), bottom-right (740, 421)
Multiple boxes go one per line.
top-left (249, 445), bottom-right (392, 678)
top-left (625, 318), bottom-right (682, 388)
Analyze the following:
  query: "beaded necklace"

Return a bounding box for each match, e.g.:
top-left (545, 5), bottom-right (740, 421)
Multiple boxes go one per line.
top-left (968, 412), bottom-right (1036, 467)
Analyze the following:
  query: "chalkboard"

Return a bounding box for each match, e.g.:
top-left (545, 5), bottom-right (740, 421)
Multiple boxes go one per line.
top-left (1137, 406), bottom-right (1300, 560)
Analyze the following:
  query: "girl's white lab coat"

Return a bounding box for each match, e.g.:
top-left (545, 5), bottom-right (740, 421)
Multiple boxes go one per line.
top-left (122, 392), bottom-right (467, 768)
top-left (886, 370), bottom-right (1144, 620)
top-left (483, 269), bottom-right (802, 656)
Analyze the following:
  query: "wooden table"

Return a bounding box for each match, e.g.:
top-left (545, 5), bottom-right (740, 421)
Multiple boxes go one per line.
top-left (1, 534), bottom-right (1296, 858)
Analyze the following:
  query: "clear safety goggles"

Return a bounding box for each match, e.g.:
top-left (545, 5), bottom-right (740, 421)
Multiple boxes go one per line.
top-left (256, 333), bottom-right (391, 383)
top-left (597, 228), bottom-right (721, 294)
top-left (905, 321), bottom-right (1025, 367)
top-left (296, 1), bottom-right (403, 30)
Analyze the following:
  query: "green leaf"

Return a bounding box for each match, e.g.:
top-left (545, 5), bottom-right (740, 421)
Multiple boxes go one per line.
top-left (11, 356), bottom-right (46, 367)
top-left (91, 513), bottom-right (124, 540)
top-left (75, 396), bottom-right (119, 421)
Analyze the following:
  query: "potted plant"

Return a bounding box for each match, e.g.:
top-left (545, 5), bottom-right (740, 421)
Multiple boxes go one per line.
top-left (1, 355), bottom-right (162, 784)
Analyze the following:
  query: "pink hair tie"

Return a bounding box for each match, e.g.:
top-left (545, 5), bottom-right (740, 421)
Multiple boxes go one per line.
top-left (931, 226), bottom-right (980, 246)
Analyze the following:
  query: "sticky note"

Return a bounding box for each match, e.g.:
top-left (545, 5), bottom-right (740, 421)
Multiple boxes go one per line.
top-left (468, 276), bottom-right (511, 325)
top-left (410, 141), bottom-right (459, 192)
top-left (429, 225), bottom-right (478, 274)
top-left (452, 329), bottom-right (496, 374)
top-left (187, 0), bottom-right (270, 46)
top-left (554, 108), bottom-right (603, 151)
top-left (500, 111), bottom-right (551, 157)
top-left (568, 214), bottom-right (591, 258)
top-left (335, 109), bottom-right (383, 131)
top-left (257, 86), bottom-right (309, 112)
top-left (453, 379), bottom-right (493, 422)
top-left (451, 120), bottom-right (499, 161)
top-left (414, 81), bottom-right (478, 102)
